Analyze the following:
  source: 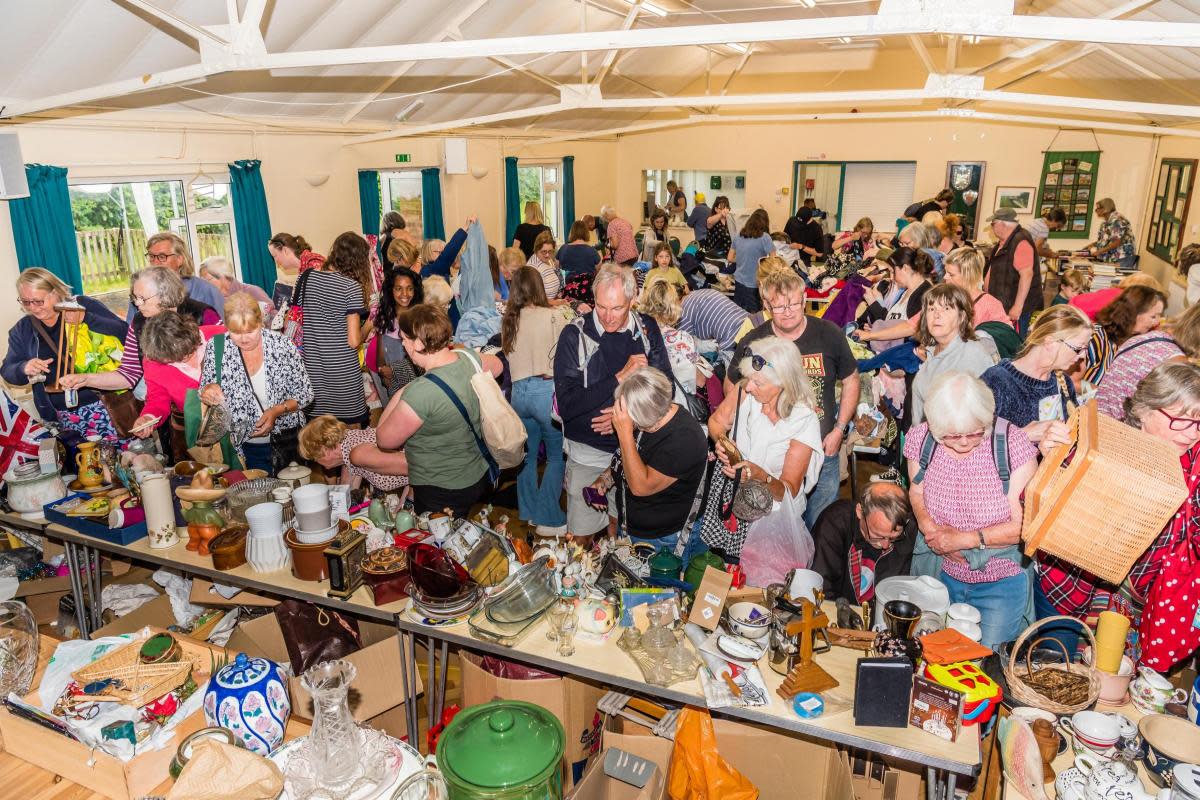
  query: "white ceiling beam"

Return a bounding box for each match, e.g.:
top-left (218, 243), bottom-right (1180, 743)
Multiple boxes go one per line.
top-left (241, 0), bottom-right (268, 32)
top-left (3, 63), bottom-right (213, 119)
top-left (1096, 45), bottom-right (1200, 108)
top-left (719, 45), bottom-right (753, 96)
top-left (593, 3), bottom-right (642, 87)
top-left (339, 0), bottom-right (491, 124)
top-left (447, 30), bottom-right (561, 90)
top-left (261, 15), bottom-right (1200, 72)
top-left (907, 34), bottom-right (937, 74)
top-left (347, 102), bottom-right (569, 143)
top-left (971, 0), bottom-right (1159, 76)
top-left (945, 35), bottom-right (960, 72)
top-left (527, 108), bottom-right (1200, 146)
top-left (112, 0), bottom-right (228, 46)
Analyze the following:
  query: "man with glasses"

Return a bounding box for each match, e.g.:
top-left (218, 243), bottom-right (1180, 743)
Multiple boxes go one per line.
top-left (811, 482), bottom-right (916, 604)
top-left (726, 268), bottom-right (859, 528)
top-left (128, 232), bottom-right (224, 322)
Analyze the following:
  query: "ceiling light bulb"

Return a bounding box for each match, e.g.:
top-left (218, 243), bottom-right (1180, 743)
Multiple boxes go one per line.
top-left (395, 98), bottom-right (425, 122)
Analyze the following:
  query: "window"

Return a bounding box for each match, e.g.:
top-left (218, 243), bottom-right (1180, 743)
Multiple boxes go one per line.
top-left (68, 176), bottom-right (240, 301)
top-left (518, 164), bottom-right (561, 239)
top-left (641, 170), bottom-right (747, 223)
top-left (792, 161), bottom-right (916, 233)
top-left (1148, 159), bottom-right (1196, 263)
top-left (379, 170), bottom-right (424, 243)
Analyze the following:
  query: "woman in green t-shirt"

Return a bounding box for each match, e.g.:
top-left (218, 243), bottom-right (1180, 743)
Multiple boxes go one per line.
top-left (376, 305), bottom-right (504, 517)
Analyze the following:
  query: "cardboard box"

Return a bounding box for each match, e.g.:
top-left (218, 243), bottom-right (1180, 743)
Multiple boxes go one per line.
top-left (14, 557), bottom-right (133, 625)
top-left (0, 629), bottom-right (225, 800)
top-left (224, 612), bottom-right (421, 722)
top-left (461, 652), bottom-right (605, 790)
top-left (189, 578), bottom-right (279, 608)
top-left (92, 594), bottom-right (178, 637)
top-left (569, 731), bottom-right (673, 800)
top-left (846, 749), bottom-right (924, 800)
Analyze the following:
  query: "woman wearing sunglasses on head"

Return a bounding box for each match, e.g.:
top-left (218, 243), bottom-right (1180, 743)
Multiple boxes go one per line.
top-left (1035, 362), bottom-right (1200, 666)
top-left (980, 305), bottom-right (1092, 449)
top-left (706, 336), bottom-right (825, 576)
top-left (906, 370), bottom-right (1039, 649)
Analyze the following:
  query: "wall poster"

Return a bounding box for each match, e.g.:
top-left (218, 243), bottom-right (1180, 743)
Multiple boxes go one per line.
top-left (1036, 150), bottom-right (1101, 239)
top-left (945, 161), bottom-right (986, 241)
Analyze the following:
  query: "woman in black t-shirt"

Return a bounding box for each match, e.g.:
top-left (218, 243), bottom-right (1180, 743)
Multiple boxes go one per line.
top-left (512, 201), bottom-right (552, 259)
top-left (600, 366), bottom-right (709, 553)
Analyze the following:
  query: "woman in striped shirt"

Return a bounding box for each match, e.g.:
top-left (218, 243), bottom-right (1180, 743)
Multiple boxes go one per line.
top-left (527, 230), bottom-right (562, 299)
top-left (298, 232), bottom-right (374, 427)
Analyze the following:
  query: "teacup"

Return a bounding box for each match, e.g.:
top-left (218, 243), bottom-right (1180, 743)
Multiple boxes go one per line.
top-left (1132, 667), bottom-right (1189, 715)
top-left (1085, 648), bottom-right (1136, 706)
top-left (1061, 711), bottom-right (1122, 758)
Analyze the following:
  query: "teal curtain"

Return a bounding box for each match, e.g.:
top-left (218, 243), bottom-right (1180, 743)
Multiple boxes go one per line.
top-left (504, 156), bottom-right (521, 245)
top-left (357, 170), bottom-right (380, 237)
top-left (562, 156), bottom-right (576, 234)
top-left (8, 165), bottom-right (82, 290)
top-left (227, 159), bottom-right (275, 293)
top-left (421, 168), bottom-right (446, 241)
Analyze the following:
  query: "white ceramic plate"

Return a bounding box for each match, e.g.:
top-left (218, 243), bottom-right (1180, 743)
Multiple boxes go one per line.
top-left (716, 634), bottom-right (767, 663)
top-left (269, 733), bottom-right (424, 800)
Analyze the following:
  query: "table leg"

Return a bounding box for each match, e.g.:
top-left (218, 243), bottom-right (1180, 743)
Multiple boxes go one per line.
top-left (63, 542), bottom-right (89, 639)
top-left (80, 544), bottom-right (99, 634)
top-left (405, 631), bottom-right (420, 751)
top-left (426, 637), bottom-right (435, 736)
top-left (86, 545), bottom-right (104, 632)
top-left (435, 638), bottom-right (449, 722)
top-left (395, 625), bottom-right (414, 745)
top-left (926, 767), bottom-right (937, 800)
top-left (946, 772), bottom-right (957, 800)
top-left (849, 449), bottom-right (859, 501)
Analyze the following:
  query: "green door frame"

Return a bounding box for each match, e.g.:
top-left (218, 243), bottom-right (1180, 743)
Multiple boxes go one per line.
top-left (791, 160), bottom-right (919, 232)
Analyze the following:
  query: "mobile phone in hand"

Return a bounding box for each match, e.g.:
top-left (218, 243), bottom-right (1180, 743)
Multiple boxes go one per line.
top-left (582, 486), bottom-right (608, 509)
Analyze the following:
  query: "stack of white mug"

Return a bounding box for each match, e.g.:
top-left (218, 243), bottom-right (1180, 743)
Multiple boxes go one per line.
top-left (291, 484), bottom-right (337, 544)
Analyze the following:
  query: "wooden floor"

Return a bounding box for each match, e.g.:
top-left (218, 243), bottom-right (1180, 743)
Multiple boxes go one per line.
top-left (0, 751), bottom-right (120, 800)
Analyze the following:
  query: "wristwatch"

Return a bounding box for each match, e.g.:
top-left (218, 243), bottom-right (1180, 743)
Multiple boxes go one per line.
top-left (976, 530), bottom-right (986, 550)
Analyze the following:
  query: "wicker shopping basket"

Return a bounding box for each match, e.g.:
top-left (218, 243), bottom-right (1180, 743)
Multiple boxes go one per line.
top-left (1004, 616), bottom-right (1102, 714)
top-left (1022, 400), bottom-right (1188, 585)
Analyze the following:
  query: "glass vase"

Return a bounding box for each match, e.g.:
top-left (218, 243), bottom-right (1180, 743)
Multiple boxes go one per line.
top-left (0, 600), bottom-right (39, 698)
top-left (301, 660), bottom-right (361, 789)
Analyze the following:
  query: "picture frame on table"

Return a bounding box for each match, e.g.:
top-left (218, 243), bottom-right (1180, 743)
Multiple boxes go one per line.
top-left (995, 187), bottom-right (1035, 214)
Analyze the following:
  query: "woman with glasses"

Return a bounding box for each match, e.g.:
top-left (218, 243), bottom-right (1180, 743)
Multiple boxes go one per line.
top-left (909, 283), bottom-right (998, 426)
top-left (526, 230), bottom-right (562, 300)
top-left (60, 267), bottom-right (219, 397)
top-left (707, 335), bottom-right (825, 576)
top-left (981, 305), bottom-right (1091, 447)
top-left (1095, 301), bottom-right (1200, 420)
top-left (906, 370), bottom-right (1039, 649)
top-left (1036, 362), bottom-right (1200, 664)
top-left (2, 269), bottom-right (128, 442)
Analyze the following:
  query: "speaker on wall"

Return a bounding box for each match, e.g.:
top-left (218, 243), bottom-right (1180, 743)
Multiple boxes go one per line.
top-left (0, 132), bottom-right (29, 200)
top-left (444, 137), bottom-right (468, 175)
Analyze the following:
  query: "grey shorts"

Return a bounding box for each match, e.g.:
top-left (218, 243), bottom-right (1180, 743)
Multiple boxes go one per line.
top-left (565, 456), bottom-right (617, 537)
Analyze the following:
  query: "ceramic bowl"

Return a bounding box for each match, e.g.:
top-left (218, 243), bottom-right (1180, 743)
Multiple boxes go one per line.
top-left (483, 556), bottom-right (556, 624)
top-left (284, 529), bottom-right (330, 582)
top-left (293, 521), bottom-right (338, 545)
top-left (1139, 713), bottom-right (1200, 786)
top-left (726, 601), bottom-right (772, 640)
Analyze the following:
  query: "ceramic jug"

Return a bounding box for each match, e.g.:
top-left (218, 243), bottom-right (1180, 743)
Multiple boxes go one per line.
top-left (75, 439), bottom-right (104, 488)
top-left (1076, 752), bottom-right (1169, 800)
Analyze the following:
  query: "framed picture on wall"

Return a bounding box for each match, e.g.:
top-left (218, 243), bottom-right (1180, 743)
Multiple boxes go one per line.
top-left (995, 187), bottom-right (1035, 214)
top-left (945, 161), bottom-right (986, 240)
top-left (1037, 150), bottom-right (1101, 239)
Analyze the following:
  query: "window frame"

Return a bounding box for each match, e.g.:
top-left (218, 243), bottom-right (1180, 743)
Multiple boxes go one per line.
top-left (67, 172), bottom-right (241, 295)
top-left (378, 168), bottom-right (427, 244)
top-left (1148, 158), bottom-right (1196, 264)
top-left (516, 162), bottom-right (563, 239)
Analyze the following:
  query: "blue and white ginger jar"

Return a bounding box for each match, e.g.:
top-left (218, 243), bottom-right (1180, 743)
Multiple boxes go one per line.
top-left (203, 652), bottom-right (291, 755)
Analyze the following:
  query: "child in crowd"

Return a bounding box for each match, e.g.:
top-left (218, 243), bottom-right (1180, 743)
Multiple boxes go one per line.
top-left (1053, 268), bottom-right (1091, 306)
top-left (642, 242), bottom-right (687, 295)
top-left (299, 415), bottom-right (409, 493)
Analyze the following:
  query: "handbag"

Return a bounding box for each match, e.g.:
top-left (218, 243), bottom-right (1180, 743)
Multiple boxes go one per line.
top-left (698, 388), bottom-right (767, 560)
top-left (459, 348), bottom-right (526, 469)
top-left (669, 369), bottom-right (710, 423)
top-left (425, 365), bottom-right (502, 487)
top-left (273, 599), bottom-right (362, 676)
top-left (183, 335), bottom-right (242, 469)
top-left (280, 269), bottom-right (313, 351)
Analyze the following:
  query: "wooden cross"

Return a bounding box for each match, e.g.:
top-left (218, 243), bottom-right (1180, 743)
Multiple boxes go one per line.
top-left (778, 598), bottom-right (840, 698)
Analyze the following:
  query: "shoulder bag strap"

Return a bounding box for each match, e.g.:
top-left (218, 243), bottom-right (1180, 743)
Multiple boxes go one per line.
top-left (424, 370), bottom-right (499, 484)
top-left (992, 418), bottom-right (1011, 494)
top-left (913, 429), bottom-right (938, 485)
top-left (28, 318), bottom-right (59, 354)
top-left (1115, 335), bottom-right (1175, 358)
top-left (290, 268), bottom-right (312, 306)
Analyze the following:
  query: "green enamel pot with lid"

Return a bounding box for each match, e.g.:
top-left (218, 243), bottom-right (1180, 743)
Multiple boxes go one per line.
top-left (437, 700), bottom-right (564, 799)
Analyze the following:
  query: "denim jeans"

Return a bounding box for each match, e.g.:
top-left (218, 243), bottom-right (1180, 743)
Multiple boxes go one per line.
top-left (1033, 580), bottom-right (1084, 654)
top-left (241, 441), bottom-right (273, 475)
top-left (733, 282), bottom-right (761, 313)
top-left (630, 530), bottom-right (678, 553)
top-left (803, 453), bottom-right (840, 530)
top-left (940, 570), bottom-right (1031, 651)
top-left (511, 377), bottom-right (567, 527)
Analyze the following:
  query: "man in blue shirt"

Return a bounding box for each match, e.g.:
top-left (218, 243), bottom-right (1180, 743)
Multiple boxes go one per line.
top-left (685, 193), bottom-right (712, 245)
top-left (127, 232), bottom-right (225, 322)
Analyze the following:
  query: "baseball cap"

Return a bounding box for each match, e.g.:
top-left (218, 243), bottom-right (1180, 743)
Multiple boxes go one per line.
top-left (987, 208), bottom-right (1018, 223)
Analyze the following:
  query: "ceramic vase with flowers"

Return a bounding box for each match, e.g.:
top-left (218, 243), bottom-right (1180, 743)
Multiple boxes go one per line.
top-left (203, 653), bottom-right (291, 756)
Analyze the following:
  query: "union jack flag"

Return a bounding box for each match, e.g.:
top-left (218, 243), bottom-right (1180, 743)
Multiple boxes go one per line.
top-left (0, 390), bottom-right (51, 478)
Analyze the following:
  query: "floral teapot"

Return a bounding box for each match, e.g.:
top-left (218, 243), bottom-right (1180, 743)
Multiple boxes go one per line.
top-left (1072, 753), bottom-right (1169, 800)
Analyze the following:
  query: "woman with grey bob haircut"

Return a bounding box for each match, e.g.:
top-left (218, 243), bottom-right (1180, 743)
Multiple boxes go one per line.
top-left (1125, 361), bottom-right (1200, 435)
top-left (598, 366), bottom-right (709, 555)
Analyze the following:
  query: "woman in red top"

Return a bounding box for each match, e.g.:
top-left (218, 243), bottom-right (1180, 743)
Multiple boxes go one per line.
top-left (131, 312), bottom-right (225, 437)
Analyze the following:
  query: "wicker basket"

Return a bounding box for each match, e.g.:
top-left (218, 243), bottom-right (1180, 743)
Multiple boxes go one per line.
top-left (1004, 616), bottom-right (1102, 714)
top-left (1022, 401), bottom-right (1188, 585)
top-left (71, 630), bottom-right (214, 707)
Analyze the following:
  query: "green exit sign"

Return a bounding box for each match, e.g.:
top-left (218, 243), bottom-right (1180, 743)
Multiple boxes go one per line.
top-left (395, 154), bottom-right (411, 163)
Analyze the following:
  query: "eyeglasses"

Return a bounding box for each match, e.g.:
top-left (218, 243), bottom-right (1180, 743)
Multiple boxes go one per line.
top-left (746, 349), bottom-right (773, 372)
top-left (130, 292), bottom-right (158, 307)
top-left (17, 298), bottom-right (46, 309)
top-left (1058, 339), bottom-right (1088, 356)
top-left (768, 299), bottom-right (804, 315)
top-left (939, 430), bottom-right (986, 444)
top-left (146, 252), bottom-right (174, 264)
top-left (1157, 409), bottom-right (1200, 433)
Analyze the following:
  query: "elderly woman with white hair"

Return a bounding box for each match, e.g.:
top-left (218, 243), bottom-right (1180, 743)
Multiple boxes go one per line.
top-left (199, 256), bottom-right (274, 319)
top-left (905, 370), bottom-right (1038, 649)
top-left (898, 221), bottom-right (944, 279)
top-left (602, 366), bottom-right (708, 553)
top-left (706, 335), bottom-right (825, 578)
top-left (1087, 198), bottom-right (1138, 270)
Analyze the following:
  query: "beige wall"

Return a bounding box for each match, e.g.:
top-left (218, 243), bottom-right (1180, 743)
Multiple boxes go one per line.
top-left (612, 118), bottom-right (1157, 252)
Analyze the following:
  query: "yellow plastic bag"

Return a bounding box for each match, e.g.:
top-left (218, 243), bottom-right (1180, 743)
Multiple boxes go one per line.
top-left (668, 707), bottom-right (759, 800)
top-left (70, 322), bottom-right (123, 373)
